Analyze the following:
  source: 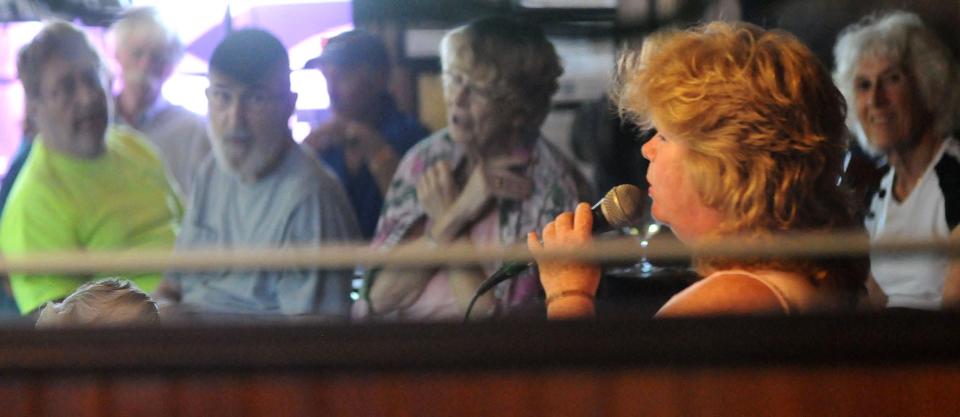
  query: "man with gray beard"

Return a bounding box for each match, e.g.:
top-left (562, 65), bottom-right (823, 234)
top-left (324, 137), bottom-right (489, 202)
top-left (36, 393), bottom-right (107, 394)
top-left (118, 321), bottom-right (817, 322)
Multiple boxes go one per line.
top-left (156, 29), bottom-right (359, 320)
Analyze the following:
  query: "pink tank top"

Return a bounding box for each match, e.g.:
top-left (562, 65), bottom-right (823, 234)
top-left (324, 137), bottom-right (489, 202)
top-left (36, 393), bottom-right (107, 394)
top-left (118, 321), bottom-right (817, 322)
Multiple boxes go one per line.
top-left (355, 209), bottom-right (501, 321)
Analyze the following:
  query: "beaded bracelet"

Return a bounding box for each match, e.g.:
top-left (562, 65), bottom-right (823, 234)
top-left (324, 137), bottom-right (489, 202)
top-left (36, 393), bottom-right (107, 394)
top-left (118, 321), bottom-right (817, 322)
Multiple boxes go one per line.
top-left (545, 290), bottom-right (595, 307)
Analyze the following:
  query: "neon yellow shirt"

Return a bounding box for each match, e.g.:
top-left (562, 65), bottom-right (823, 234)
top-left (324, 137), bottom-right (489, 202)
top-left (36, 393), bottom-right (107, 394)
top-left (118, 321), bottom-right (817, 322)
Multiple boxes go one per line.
top-left (0, 126), bottom-right (182, 314)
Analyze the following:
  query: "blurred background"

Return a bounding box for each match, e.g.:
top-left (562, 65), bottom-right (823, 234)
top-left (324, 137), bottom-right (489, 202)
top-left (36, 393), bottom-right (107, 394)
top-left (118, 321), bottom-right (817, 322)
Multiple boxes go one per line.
top-left (1, 0), bottom-right (956, 189)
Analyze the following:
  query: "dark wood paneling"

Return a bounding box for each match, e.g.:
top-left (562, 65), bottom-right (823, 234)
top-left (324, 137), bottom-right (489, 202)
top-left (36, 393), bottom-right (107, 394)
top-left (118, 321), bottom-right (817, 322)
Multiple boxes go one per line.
top-left (1, 312), bottom-right (960, 374)
top-left (314, 374), bottom-right (372, 415)
top-left (40, 377), bottom-right (102, 417)
top-left (103, 376), bottom-right (173, 417)
top-left (0, 365), bottom-right (959, 416)
top-left (0, 313), bottom-right (959, 415)
top-left (174, 375), bottom-right (245, 417)
top-left (243, 375), bottom-right (317, 417)
top-left (0, 379), bottom-right (39, 417)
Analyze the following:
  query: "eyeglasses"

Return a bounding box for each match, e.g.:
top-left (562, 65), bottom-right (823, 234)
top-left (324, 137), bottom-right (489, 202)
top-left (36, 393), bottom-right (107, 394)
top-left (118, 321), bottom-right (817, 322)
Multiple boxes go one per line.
top-left (42, 68), bottom-right (108, 104)
top-left (441, 71), bottom-right (501, 101)
top-left (206, 86), bottom-right (287, 112)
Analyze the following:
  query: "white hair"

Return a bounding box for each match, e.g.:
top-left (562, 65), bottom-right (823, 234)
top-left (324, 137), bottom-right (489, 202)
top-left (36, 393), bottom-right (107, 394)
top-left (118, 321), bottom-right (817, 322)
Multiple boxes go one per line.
top-left (110, 6), bottom-right (184, 62)
top-left (35, 278), bottom-right (159, 328)
top-left (439, 17), bottom-right (563, 132)
top-left (833, 10), bottom-right (960, 156)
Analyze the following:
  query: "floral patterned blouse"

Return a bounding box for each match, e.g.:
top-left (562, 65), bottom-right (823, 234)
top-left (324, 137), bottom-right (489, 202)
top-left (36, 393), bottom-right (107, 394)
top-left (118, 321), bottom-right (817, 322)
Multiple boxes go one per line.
top-left (358, 129), bottom-right (591, 320)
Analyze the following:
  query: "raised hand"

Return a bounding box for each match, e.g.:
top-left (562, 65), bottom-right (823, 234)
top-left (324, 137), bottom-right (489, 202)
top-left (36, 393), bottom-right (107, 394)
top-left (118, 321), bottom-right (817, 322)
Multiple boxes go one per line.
top-left (418, 153), bottom-right (532, 243)
top-left (528, 203), bottom-right (600, 319)
top-left (416, 160), bottom-right (457, 223)
top-left (455, 154), bottom-right (533, 221)
top-left (302, 116), bottom-right (350, 152)
top-left (303, 116), bottom-right (389, 155)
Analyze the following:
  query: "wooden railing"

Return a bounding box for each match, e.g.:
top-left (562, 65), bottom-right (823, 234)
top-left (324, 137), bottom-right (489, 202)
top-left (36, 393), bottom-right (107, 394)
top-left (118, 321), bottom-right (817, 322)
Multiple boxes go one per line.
top-left (1, 311), bottom-right (960, 416)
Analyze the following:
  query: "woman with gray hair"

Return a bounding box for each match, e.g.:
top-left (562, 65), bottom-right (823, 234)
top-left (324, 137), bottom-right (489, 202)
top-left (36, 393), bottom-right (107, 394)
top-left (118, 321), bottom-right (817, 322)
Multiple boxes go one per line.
top-left (833, 10), bottom-right (960, 310)
top-left (357, 16), bottom-right (590, 321)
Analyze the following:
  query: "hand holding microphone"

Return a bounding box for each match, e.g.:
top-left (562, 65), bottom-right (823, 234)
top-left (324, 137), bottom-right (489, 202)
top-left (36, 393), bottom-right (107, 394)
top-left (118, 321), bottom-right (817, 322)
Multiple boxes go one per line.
top-left (463, 184), bottom-right (645, 321)
top-left (528, 202), bottom-right (602, 319)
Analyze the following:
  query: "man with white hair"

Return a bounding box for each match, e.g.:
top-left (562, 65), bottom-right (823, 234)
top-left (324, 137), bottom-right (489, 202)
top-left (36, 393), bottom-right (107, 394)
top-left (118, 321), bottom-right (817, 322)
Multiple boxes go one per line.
top-left (156, 29), bottom-right (359, 319)
top-left (111, 7), bottom-right (209, 197)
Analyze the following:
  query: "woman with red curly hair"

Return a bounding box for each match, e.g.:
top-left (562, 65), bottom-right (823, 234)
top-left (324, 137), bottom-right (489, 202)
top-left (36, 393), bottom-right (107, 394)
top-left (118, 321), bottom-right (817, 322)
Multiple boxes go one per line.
top-left (530, 22), bottom-right (869, 319)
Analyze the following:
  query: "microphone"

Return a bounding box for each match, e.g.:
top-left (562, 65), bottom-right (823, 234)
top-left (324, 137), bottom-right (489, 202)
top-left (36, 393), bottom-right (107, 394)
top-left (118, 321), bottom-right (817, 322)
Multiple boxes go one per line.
top-left (464, 184), bottom-right (646, 319)
top-left (583, 183), bottom-right (647, 235)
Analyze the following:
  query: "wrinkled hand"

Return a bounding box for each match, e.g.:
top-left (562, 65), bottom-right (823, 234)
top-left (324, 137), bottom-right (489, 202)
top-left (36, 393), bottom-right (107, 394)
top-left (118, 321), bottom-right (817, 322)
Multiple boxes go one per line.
top-left (455, 154), bottom-right (533, 221)
top-left (416, 161), bottom-right (458, 223)
top-left (528, 203), bottom-right (600, 318)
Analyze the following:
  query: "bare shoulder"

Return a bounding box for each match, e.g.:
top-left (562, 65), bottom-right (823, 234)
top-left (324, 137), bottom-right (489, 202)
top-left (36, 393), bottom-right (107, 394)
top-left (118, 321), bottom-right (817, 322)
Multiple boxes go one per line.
top-left (656, 272), bottom-right (785, 317)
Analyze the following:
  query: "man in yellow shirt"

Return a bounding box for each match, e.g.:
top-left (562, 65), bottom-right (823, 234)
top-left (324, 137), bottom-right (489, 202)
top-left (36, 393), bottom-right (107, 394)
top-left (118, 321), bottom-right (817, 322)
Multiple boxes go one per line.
top-left (0, 21), bottom-right (181, 315)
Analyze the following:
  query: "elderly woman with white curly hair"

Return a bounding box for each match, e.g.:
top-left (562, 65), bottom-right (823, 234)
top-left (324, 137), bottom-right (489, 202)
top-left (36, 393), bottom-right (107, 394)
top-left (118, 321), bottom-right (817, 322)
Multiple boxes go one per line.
top-left (833, 10), bottom-right (960, 310)
top-left (356, 16), bottom-right (590, 321)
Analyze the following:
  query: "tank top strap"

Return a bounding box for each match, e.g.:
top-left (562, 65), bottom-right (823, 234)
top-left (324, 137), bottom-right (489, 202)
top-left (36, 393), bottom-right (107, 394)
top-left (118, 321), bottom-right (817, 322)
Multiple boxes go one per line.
top-left (707, 270), bottom-right (793, 314)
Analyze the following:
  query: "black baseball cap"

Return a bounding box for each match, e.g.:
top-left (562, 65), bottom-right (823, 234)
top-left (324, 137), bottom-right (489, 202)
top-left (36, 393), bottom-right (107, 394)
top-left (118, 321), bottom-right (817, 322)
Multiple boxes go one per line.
top-left (304, 30), bottom-right (389, 70)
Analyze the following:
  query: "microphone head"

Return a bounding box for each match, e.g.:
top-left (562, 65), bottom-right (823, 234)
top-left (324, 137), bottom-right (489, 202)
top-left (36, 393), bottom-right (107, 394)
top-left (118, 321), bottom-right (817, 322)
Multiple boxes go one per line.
top-left (599, 184), bottom-right (646, 229)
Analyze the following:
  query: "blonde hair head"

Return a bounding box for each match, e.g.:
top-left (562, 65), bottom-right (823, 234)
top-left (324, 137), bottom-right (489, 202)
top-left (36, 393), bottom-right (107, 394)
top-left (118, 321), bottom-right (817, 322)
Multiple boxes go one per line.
top-left (615, 22), bottom-right (866, 303)
top-left (617, 21), bottom-right (850, 236)
top-left (35, 279), bottom-right (159, 328)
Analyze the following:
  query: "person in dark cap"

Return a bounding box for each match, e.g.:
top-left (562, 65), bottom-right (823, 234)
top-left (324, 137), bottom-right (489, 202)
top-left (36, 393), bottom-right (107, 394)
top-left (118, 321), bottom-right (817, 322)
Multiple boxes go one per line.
top-left (156, 28), bottom-right (360, 320)
top-left (303, 30), bottom-right (429, 239)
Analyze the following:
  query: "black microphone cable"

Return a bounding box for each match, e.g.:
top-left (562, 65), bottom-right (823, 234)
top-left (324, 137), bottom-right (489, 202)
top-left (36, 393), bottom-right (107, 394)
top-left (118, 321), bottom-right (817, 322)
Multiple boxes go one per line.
top-left (462, 184), bottom-right (644, 322)
top-left (463, 261), bottom-right (531, 322)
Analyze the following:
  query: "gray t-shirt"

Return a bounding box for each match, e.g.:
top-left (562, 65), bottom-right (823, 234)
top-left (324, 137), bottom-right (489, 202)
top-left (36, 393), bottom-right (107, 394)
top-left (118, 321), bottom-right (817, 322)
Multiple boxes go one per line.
top-left (170, 144), bottom-right (360, 318)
